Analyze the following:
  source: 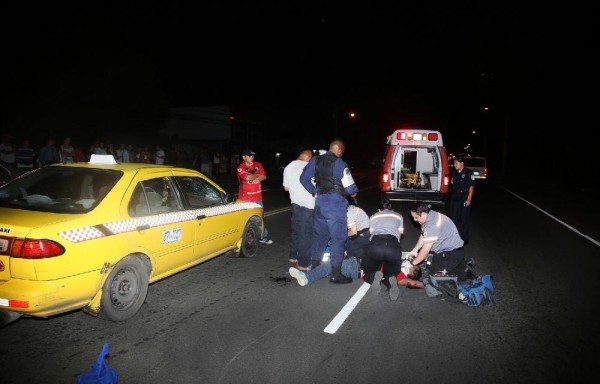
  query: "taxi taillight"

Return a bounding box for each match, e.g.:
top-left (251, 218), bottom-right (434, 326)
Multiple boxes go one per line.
top-left (8, 300), bottom-right (29, 308)
top-left (11, 239), bottom-right (65, 259)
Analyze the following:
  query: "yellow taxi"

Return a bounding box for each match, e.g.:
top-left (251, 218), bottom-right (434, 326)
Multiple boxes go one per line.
top-left (0, 155), bottom-right (264, 325)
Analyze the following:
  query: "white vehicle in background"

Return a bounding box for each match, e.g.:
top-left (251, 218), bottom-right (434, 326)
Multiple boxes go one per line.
top-left (463, 156), bottom-right (488, 180)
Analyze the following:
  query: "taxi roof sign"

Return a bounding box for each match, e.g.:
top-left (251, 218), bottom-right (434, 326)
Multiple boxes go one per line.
top-left (387, 129), bottom-right (443, 146)
top-left (89, 154), bottom-right (117, 165)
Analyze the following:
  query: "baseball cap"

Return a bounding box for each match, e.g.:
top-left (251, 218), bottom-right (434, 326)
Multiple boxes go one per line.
top-left (242, 148), bottom-right (255, 156)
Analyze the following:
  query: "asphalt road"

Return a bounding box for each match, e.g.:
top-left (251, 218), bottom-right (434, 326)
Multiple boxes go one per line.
top-left (1, 170), bottom-right (599, 384)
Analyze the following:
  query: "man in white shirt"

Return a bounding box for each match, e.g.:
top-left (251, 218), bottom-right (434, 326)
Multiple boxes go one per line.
top-left (283, 149), bottom-right (316, 270)
top-left (155, 145), bottom-right (166, 165)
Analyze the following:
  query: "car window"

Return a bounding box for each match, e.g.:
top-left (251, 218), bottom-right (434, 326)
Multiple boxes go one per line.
top-left (128, 177), bottom-right (182, 217)
top-left (175, 176), bottom-right (224, 208)
top-left (465, 158), bottom-right (486, 167)
top-left (0, 166), bottom-right (122, 213)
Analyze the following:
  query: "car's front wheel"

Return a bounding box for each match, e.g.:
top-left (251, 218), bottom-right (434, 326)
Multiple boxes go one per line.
top-left (240, 219), bottom-right (260, 258)
top-left (98, 256), bottom-right (149, 321)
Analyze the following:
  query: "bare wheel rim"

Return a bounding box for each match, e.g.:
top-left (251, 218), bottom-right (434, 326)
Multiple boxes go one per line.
top-left (108, 265), bottom-right (143, 311)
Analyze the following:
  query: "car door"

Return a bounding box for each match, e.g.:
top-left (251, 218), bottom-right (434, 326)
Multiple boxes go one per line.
top-left (173, 175), bottom-right (240, 259)
top-left (126, 174), bottom-right (196, 277)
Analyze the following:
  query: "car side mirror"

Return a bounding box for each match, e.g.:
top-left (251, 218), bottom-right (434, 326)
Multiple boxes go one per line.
top-left (225, 193), bottom-right (238, 204)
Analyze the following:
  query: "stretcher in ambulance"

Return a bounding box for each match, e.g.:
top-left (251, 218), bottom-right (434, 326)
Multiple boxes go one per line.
top-left (380, 129), bottom-right (450, 204)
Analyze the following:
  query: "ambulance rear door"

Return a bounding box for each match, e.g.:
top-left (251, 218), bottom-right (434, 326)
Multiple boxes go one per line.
top-left (380, 129), bottom-right (450, 204)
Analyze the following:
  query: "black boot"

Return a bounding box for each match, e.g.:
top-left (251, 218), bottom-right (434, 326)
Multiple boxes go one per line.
top-left (330, 265), bottom-right (352, 284)
top-left (311, 259), bottom-right (321, 269)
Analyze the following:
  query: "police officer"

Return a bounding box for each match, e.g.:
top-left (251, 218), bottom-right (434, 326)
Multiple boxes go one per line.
top-left (450, 155), bottom-right (475, 244)
top-left (300, 139), bottom-right (359, 284)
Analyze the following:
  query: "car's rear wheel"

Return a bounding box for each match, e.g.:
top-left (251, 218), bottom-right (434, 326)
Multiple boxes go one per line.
top-left (98, 256), bottom-right (149, 321)
top-left (240, 220), bottom-right (260, 258)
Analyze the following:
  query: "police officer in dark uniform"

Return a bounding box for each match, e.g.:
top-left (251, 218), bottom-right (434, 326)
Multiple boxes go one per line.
top-left (450, 155), bottom-right (475, 244)
top-left (300, 139), bottom-right (359, 284)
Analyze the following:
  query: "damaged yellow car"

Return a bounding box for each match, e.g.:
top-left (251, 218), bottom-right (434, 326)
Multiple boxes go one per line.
top-left (0, 155), bottom-right (263, 326)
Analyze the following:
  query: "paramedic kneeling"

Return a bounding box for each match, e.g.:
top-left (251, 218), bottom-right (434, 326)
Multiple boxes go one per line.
top-left (407, 202), bottom-right (470, 281)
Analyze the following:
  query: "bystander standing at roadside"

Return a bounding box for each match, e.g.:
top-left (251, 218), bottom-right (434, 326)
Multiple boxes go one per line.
top-left (115, 143), bottom-right (130, 163)
top-left (237, 148), bottom-right (272, 244)
top-left (39, 137), bottom-right (60, 166)
top-left (283, 148), bottom-right (315, 269)
top-left (16, 139), bottom-right (35, 172)
top-left (60, 137), bottom-right (74, 163)
top-left (155, 145), bottom-right (166, 165)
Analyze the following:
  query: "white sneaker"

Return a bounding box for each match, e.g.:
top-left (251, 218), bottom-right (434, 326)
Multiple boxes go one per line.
top-left (289, 267), bottom-right (308, 286)
top-left (259, 239), bottom-right (273, 244)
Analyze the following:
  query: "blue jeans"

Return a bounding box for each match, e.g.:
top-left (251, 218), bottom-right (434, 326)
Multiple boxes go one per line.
top-left (305, 257), bottom-right (360, 284)
top-left (255, 201), bottom-right (270, 240)
top-left (290, 204), bottom-right (314, 268)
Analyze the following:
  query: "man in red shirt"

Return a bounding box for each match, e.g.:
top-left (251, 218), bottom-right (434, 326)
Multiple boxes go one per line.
top-left (236, 148), bottom-right (272, 244)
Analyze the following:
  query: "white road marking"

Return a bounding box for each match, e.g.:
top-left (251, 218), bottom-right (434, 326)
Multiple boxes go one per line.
top-left (264, 206), bottom-right (291, 217)
top-left (502, 186), bottom-right (600, 246)
top-left (324, 282), bottom-right (371, 334)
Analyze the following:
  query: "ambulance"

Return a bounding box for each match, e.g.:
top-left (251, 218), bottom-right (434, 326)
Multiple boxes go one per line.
top-left (380, 129), bottom-right (451, 204)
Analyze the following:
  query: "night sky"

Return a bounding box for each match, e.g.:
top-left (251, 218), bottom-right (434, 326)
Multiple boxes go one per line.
top-left (3, 2), bottom-right (596, 174)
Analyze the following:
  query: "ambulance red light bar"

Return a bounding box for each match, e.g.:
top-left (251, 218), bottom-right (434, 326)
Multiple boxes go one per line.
top-left (396, 132), bottom-right (438, 141)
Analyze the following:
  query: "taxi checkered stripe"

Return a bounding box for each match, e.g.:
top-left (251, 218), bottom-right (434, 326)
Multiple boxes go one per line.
top-left (58, 202), bottom-right (261, 243)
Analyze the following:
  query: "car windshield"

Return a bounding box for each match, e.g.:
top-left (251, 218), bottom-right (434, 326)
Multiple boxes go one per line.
top-left (0, 166), bottom-right (122, 213)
